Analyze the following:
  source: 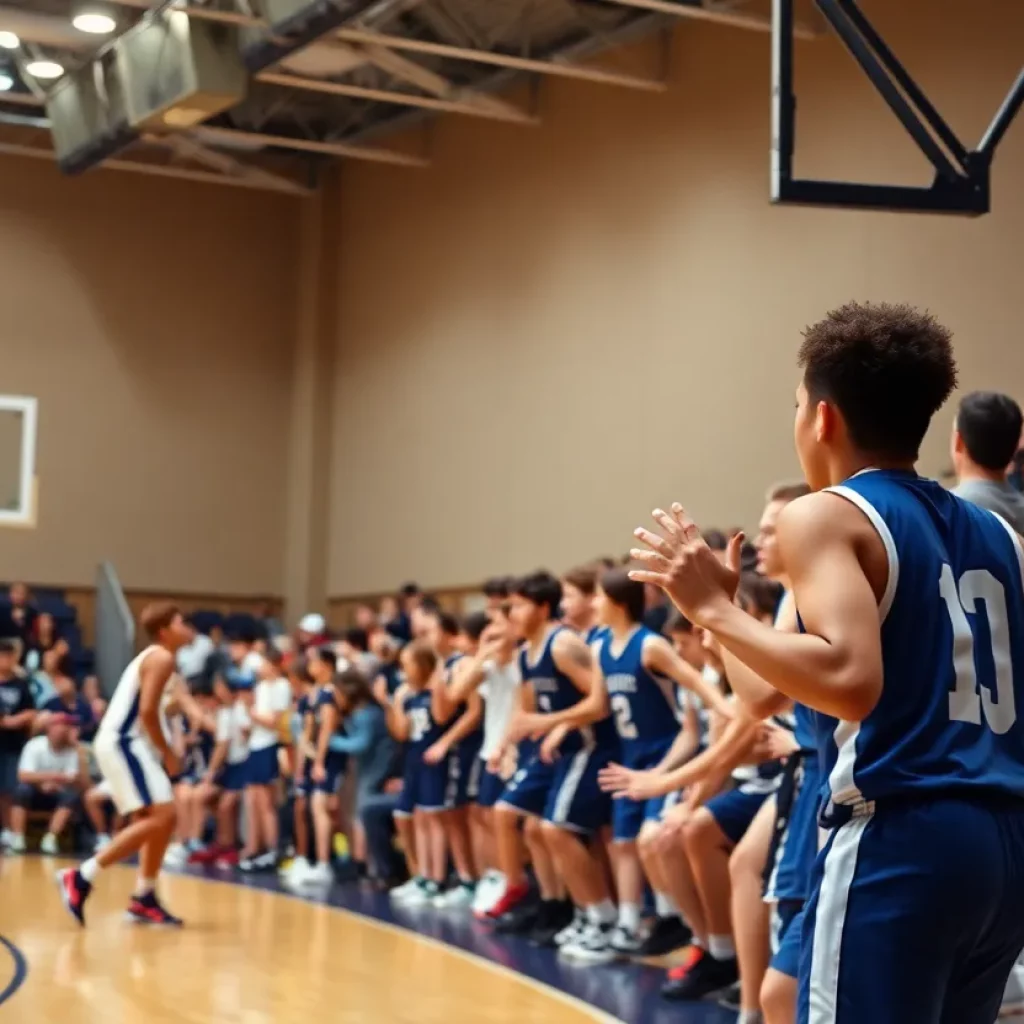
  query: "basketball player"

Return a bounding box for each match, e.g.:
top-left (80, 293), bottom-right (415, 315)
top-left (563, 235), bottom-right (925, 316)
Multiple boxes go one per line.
top-left (561, 566), bottom-right (601, 640)
top-left (631, 302), bottom-right (1024, 1023)
top-left (499, 571), bottom-right (619, 963)
top-left (57, 602), bottom-right (190, 926)
top-left (591, 566), bottom-right (727, 955)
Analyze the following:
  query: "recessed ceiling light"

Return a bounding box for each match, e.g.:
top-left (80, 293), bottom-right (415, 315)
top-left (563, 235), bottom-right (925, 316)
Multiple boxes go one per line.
top-left (0, 31), bottom-right (20, 49)
top-left (0, 73), bottom-right (13, 91)
top-left (73, 12), bottom-right (116, 34)
top-left (25, 60), bottom-right (64, 79)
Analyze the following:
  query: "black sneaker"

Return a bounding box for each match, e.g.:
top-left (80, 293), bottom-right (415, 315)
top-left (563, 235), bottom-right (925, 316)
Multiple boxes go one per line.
top-left (493, 895), bottom-right (542, 935)
top-left (528, 900), bottom-right (575, 947)
top-left (125, 892), bottom-right (184, 927)
top-left (638, 915), bottom-right (692, 957)
top-left (661, 952), bottom-right (738, 1000)
top-left (56, 868), bottom-right (92, 927)
top-left (717, 982), bottom-right (742, 1011)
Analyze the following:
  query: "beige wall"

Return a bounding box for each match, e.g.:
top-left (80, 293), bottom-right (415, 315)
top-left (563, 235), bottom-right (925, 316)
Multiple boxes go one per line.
top-left (0, 161), bottom-right (299, 593)
top-left (326, 0), bottom-right (1024, 596)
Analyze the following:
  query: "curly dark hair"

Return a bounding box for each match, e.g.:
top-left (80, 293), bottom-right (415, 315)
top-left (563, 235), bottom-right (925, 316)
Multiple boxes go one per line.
top-left (798, 302), bottom-right (958, 460)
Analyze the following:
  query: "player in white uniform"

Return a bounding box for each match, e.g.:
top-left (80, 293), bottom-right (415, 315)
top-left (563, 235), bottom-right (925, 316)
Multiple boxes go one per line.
top-left (56, 602), bottom-right (190, 927)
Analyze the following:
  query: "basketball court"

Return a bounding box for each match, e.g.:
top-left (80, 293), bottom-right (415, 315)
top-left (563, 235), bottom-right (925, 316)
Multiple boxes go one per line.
top-left (0, 856), bottom-right (733, 1023)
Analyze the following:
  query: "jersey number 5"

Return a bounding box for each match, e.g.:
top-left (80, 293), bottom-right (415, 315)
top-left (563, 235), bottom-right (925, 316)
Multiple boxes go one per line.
top-left (940, 564), bottom-right (1017, 735)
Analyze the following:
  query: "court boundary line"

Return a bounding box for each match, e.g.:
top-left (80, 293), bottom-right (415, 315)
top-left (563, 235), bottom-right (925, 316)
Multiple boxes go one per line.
top-left (151, 866), bottom-right (625, 1024)
top-left (0, 932), bottom-right (28, 1007)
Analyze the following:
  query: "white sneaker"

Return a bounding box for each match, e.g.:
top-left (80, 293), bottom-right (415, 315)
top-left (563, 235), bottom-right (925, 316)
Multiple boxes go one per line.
top-left (6, 833), bottom-right (26, 854)
top-left (555, 910), bottom-right (587, 947)
top-left (472, 871), bottom-right (505, 915)
top-left (40, 833), bottom-right (59, 856)
top-left (282, 856), bottom-right (309, 880)
top-left (163, 843), bottom-right (188, 868)
top-left (389, 877), bottom-right (424, 903)
top-left (300, 862), bottom-right (334, 887)
top-left (402, 880), bottom-right (439, 908)
top-left (94, 833), bottom-right (112, 853)
top-left (609, 923), bottom-right (645, 955)
top-left (0, 828), bottom-right (13, 849)
top-left (560, 922), bottom-right (615, 965)
top-left (433, 883), bottom-right (475, 910)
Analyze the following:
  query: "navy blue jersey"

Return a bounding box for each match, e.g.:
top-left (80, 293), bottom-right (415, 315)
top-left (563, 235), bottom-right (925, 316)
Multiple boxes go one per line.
top-left (819, 470), bottom-right (1024, 815)
top-left (599, 626), bottom-right (678, 756)
top-left (402, 687), bottom-right (444, 757)
top-left (586, 625), bottom-right (609, 646)
top-left (520, 626), bottom-right (617, 754)
top-left (793, 701), bottom-right (817, 752)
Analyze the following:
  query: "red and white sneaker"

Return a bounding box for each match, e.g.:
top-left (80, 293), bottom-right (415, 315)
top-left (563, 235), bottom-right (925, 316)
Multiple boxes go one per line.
top-left (55, 867), bottom-right (92, 926)
top-left (484, 881), bottom-right (530, 920)
top-left (125, 892), bottom-right (184, 926)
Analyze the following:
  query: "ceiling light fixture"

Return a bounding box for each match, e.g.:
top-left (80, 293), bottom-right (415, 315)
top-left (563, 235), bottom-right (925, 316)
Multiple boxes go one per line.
top-left (0, 72), bottom-right (13, 91)
top-left (73, 12), bottom-right (116, 34)
top-left (25, 59), bottom-right (64, 79)
top-left (0, 31), bottom-right (20, 49)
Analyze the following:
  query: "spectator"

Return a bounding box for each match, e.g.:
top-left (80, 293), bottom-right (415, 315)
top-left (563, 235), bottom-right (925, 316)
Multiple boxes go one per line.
top-left (481, 577), bottom-right (512, 614)
top-left (378, 595), bottom-right (407, 644)
top-left (42, 653), bottom-right (97, 742)
top-left (369, 632), bottom-right (403, 699)
top-left (253, 600), bottom-right (284, 640)
top-left (337, 628), bottom-right (381, 680)
top-left (296, 613), bottom-right (329, 653)
top-left (8, 713), bottom-right (82, 854)
top-left (29, 641), bottom-right (69, 709)
top-left (176, 617), bottom-right (216, 686)
top-left (23, 611), bottom-right (59, 673)
top-left (0, 582), bottom-right (37, 654)
top-left (353, 604), bottom-right (379, 635)
top-left (951, 390), bottom-right (1024, 532)
top-left (0, 638), bottom-right (35, 848)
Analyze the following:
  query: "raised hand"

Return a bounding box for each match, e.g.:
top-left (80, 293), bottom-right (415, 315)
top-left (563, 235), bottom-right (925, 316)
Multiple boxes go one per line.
top-left (629, 504), bottom-right (740, 627)
top-left (598, 762), bottom-right (670, 800)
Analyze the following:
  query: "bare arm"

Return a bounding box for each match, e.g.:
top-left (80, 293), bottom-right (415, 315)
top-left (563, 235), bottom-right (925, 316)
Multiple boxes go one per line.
top-left (703, 494), bottom-right (884, 721)
top-left (435, 690), bottom-right (483, 752)
top-left (524, 631), bottom-right (608, 735)
top-left (447, 654), bottom-right (491, 705)
top-left (138, 648), bottom-right (175, 758)
top-left (315, 701), bottom-right (338, 769)
top-left (642, 634), bottom-right (733, 719)
top-left (653, 697), bottom-right (701, 773)
top-left (386, 685), bottom-right (410, 742)
top-left (431, 665), bottom-right (458, 726)
top-left (719, 591), bottom-right (799, 719)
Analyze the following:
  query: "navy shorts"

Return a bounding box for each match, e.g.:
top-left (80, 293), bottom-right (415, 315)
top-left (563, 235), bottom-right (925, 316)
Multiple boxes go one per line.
top-left (499, 743), bottom-right (612, 835)
top-left (612, 740), bottom-right (675, 842)
top-left (798, 795), bottom-right (1024, 1024)
top-left (314, 753), bottom-right (347, 795)
top-left (445, 743), bottom-right (483, 808)
top-left (246, 745), bottom-right (279, 787)
top-left (219, 761), bottom-right (248, 792)
top-left (476, 764), bottom-right (506, 809)
top-left (706, 781), bottom-right (776, 845)
top-left (395, 752), bottom-right (418, 817)
top-left (294, 759), bottom-right (314, 798)
top-left (644, 788), bottom-right (683, 824)
top-left (770, 899), bottom-right (805, 979)
top-left (766, 757), bottom-right (820, 903)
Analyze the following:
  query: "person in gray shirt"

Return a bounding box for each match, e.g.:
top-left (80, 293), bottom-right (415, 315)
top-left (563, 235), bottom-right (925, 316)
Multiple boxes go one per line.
top-left (951, 389), bottom-right (1024, 1016)
top-left (951, 390), bottom-right (1024, 533)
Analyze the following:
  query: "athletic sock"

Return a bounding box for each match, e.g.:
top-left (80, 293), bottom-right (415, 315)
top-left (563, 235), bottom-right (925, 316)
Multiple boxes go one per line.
top-left (80, 857), bottom-right (101, 882)
top-left (691, 934), bottom-right (707, 950)
top-left (708, 934), bottom-right (736, 960)
top-left (738, 1011), bottom-right (764, 1024)
top-left (587, 900), bottom-right (617, 926)
top-left (654, 891), bottom-right (678, 917)
top-left (135, 876), bottom-right (156, 897)
top-left (618, 902), bottom-right (642, 931)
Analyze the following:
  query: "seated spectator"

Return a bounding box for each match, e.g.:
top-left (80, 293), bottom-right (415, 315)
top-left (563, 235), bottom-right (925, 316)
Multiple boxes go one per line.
top-left (9, 714), bottom-right (83, 854)
top-left (42, 654), bottom-right (97, 741)
top-left (83, 778), bottom-right (120, 853)
top-left (0, 582), bottom-right (37, 656)
top-left (296, 613), bottom-right (329, 653)
top-left (23, 611), bottom-right (60, 673)
top-left (28, 641), bottom-right (69, 709)
top-left (176, 616), bottom-right (216, 686)
top-left (0, 638), bottom-right (36, 849)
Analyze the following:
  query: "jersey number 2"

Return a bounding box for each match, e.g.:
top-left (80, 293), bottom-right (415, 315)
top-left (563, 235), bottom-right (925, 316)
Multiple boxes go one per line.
top-left (940, 564), bottom-right (1017, 735)
top-left (611, 694), bottom-right (639, 741)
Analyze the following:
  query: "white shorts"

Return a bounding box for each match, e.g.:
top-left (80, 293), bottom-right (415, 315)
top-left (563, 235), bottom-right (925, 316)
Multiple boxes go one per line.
top-left (93, 734), bottom-right (174, 815)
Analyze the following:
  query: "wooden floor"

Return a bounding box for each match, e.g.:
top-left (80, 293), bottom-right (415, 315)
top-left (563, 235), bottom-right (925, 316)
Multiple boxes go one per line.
top-left (0, 857), bottom-right (618, 1023)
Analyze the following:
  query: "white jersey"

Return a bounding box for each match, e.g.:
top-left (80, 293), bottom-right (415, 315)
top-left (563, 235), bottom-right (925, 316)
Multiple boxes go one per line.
top-left (479, 658), bottom-right (520, 760)
top-left (95, 645), bottom-right (174, 745)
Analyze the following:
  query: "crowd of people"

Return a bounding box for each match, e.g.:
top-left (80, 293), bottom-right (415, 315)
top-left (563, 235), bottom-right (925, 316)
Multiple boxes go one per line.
top-left (5, 377), bottom-right (1024, 1024)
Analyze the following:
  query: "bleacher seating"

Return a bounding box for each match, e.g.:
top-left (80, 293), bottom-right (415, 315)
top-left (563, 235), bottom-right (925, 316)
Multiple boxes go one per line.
top-left (0, 585), bottom-right (95, 680)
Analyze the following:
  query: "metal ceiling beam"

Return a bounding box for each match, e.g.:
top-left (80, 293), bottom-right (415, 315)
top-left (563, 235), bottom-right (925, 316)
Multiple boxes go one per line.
top-left (256, 71), bottom-right (537, 123)
top-left (0, 137), bottom-right (310, 193)
top-left (333, 28), bottom-right (667, 92)
top-left (190, 124), bottom-right (429, 166)
top-left (601, 0), bottom-right (820, 39)
top-left (149, 132), bottom-right (312, 195)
